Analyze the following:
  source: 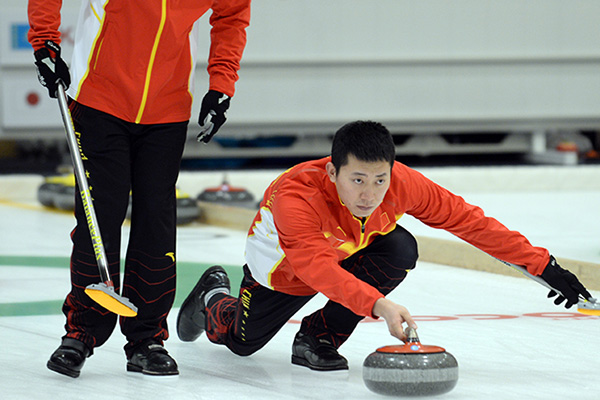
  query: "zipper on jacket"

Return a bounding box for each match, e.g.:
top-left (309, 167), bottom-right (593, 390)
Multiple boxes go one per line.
top-left (351, 214), bottom-right (368, 248)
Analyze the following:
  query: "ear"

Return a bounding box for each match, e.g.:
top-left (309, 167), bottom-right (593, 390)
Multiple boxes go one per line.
top-left (325, 161), bottom-right (337, 183)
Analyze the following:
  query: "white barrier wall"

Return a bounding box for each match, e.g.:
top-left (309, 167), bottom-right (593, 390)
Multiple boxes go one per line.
top-left (2, 1), bottom-right (600, 156)
top-left (228, 1), bottom-right (600, 132)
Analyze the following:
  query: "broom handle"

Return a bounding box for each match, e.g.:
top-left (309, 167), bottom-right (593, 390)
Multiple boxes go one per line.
top-left (501, 259), bottom-right (595, 303)
top-left (504, 262), bottom-right (560, 294)
top-left (57, 84), bottom-right (112, 285)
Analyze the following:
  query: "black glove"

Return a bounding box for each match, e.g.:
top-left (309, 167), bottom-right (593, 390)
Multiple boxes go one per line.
top-left (540, 255), bottom-right (592, 308)
top-left (197, 90), bottom-right (230, 143)
top-left (34, 40), bottom-right (71, 98)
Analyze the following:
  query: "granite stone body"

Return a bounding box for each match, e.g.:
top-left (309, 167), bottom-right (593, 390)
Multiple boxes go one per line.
top-left (362, 346), bottom-right (458, 396)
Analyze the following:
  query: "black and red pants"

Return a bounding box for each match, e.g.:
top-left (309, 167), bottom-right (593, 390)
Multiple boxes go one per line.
top-left (61, 101), bottom-right (187, 357)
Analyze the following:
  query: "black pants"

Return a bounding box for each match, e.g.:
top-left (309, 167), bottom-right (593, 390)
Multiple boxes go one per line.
top-left (62, 101), bottom-right (187, 356)
top-left (205, 224), bottom-right (418, 356)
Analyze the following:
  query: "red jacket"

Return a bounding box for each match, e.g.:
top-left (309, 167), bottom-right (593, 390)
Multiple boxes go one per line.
top-left (245, 157), bottom-right (550, 317)
top-left (28, 0), bottom-right (251, 124)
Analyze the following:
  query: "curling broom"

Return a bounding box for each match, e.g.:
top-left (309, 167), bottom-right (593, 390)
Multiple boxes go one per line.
top-left (57, 83), bottom-right (138, 317)
top-left (502, 260), bottom-right (600, 316)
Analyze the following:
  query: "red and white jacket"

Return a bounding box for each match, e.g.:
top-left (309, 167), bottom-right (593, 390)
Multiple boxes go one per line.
top-left (245, 157), bottom-right (550, 318)
top-left (28, 0), bottom-right (251, 124)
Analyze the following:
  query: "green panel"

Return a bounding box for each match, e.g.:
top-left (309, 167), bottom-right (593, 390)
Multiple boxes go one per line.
top-left (175, 262), bottom-right (243, 308)
top-left (0, 255), bottom-right (68, 268)
top-left (0, 300), bottom-right (65, 317)
top-left (0, 256), bottom-right (243, 316)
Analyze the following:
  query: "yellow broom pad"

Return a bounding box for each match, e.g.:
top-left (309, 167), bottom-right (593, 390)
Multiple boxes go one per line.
top-left (577, 300), bottom-right (600, 316)
top-left (85, 284), bottom-right (138, 317)
top-left (577, 308), bottom-right (600, 316)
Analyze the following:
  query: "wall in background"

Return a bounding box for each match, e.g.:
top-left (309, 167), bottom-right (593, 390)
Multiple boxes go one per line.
top-left (2, 1), bottom-right (599, 161)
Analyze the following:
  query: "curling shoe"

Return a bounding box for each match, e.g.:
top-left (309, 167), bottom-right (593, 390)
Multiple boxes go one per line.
top-left (127, 339), bottom-right (178, 376)
top-left (291, 332), bottom-right (349, 371)
top-left (176, 265), bottom-right (230, 342)
top-left (47, 338), bottom-right (91, 378)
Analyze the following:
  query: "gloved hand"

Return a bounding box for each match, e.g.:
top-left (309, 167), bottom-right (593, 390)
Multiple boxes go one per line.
top-left (197, 90), bottom-right (230, 143)
top-left (34, 40), bottom-right (71, 98)
top-left (540, 255), bottom-right (592, 308)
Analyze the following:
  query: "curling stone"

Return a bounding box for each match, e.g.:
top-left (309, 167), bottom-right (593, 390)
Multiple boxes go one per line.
top-left (363, 328), bottom-right (458, 397)
top-left (54, 185), bottom-right (76, 210)
top-left (37, 181), bottom-right (61, 207)
top-left (37, 174), bottom-right (76, 210)
top-left (173, 189), bottom-right (201, 224)
top-left (197, 175), bottom-right (255, 209)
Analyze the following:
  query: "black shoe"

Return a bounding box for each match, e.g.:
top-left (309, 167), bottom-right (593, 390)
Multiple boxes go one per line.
top-left (176, 265), bottom-right (230, 342)
top-left (291, 333), bottom-right (349, 371)
top-left (126, 339), bottom-right (178, 376)
top-left (47, 338), bottom-right (91, 378)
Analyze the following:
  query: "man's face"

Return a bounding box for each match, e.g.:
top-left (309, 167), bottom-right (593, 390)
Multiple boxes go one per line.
top-left (326, 154), bottom-right (391, 218)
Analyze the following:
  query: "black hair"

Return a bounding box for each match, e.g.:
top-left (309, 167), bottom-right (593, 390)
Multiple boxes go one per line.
top-left (330, 120), bottom-right (395, 170)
